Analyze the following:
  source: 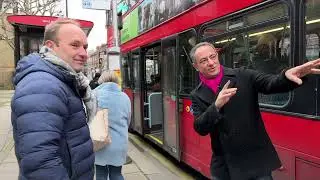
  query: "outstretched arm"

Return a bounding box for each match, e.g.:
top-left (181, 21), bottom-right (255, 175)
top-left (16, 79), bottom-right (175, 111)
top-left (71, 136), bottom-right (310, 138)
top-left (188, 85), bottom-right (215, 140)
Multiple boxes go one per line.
top-left (285, 58), bottom-right (320, 85)
top-left (250, 58), bottom-right (320, 94)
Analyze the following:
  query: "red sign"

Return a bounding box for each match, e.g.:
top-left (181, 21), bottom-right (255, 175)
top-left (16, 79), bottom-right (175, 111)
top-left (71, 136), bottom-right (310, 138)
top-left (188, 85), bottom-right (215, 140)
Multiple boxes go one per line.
top-left (7, 15), bottom-right (94, 28)
top-left (107, 26), bottom-right (115, 48)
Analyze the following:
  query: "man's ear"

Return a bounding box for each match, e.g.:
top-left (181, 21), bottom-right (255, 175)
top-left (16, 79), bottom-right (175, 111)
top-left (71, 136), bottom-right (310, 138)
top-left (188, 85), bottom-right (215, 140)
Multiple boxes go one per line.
top-left (44, 40), bottom-right (55, 49)
top-left (192, 63), bottom-right (199, 71)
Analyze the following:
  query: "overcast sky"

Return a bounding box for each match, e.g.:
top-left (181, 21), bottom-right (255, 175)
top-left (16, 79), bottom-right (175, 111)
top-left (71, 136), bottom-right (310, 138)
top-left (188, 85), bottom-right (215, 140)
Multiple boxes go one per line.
top-left (59, 0), bottom-right (107, 51)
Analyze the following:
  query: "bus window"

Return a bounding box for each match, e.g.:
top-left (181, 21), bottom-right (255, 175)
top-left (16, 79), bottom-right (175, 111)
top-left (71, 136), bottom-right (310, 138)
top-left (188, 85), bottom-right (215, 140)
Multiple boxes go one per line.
top-left (132, 51), bottom-right (141, 90)
top-left (203, 21), bottom-right (227, 38)
top-left (249, 24), bottom-right (290, 75)
top-left (246, 3), bottom-right (288, 26)
top-left (121, 53), bottom-right (132, 88)
top-left (208, 3), bottom-right (290, 106)
top-left (145, 47), bottom-right (161, 92)
top-left (178, 30), bottom-right (197, 95)
top-left (305, 34), bottom-right (319, 60)
top-left (162, 44), bottom-right (176, 95)
top-left (249, 24), bottom-right (290, 106)
top-left (305, 0), bottom-right (320, 61)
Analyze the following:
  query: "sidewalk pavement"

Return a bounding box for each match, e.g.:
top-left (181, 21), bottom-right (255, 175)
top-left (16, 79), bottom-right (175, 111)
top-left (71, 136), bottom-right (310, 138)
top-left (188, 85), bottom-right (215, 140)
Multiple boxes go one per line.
top-left (0, 90), bottom-right (192, 180)
top-left (0, 90), bottom-right (16, 179)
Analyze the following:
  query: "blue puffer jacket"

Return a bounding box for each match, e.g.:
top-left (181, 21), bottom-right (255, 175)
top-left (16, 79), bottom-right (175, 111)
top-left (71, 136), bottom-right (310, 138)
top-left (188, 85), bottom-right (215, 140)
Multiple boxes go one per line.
top-left (11, 54), bottom-right (94, 180)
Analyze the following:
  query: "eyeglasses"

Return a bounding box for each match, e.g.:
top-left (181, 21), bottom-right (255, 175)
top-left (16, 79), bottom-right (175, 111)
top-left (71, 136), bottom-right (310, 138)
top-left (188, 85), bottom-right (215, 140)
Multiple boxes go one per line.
top-left (199, 53), bottom-right (218, 65)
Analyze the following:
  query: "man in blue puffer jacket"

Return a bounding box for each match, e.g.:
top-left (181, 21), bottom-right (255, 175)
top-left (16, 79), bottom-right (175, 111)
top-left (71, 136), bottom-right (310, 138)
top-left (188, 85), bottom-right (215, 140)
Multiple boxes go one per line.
top-left (11, 19), bottom-right (95, 179)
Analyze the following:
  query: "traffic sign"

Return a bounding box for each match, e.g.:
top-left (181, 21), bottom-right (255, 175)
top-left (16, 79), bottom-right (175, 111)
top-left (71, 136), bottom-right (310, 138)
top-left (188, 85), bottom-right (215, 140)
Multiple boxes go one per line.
top-left (82, 0), bottom-right (111, 10)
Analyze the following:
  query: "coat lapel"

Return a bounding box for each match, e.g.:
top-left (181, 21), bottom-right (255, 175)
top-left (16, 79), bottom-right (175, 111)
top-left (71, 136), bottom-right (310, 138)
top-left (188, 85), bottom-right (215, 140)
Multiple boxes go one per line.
top-left (196, 83), bottom-right (216, 105)
top-left (218, 67), bottom-right (237, 92)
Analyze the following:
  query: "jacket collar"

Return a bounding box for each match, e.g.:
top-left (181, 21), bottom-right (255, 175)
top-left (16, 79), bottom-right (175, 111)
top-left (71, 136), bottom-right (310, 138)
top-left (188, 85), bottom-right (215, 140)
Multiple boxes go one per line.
top-left (194, 67), bottom-right (237, 105)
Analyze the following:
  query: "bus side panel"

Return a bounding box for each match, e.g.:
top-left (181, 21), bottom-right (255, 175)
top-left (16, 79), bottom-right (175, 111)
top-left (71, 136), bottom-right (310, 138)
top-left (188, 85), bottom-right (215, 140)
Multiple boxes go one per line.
top-left (180, 98), bottom-right (211, 178)
top-left (123, 88), bottom-right (133, 103)
top-left (121, 0), bottom-right (262, 53)
top-left (123, 88), bottom-right (134, 130)
top-left (163, 95), bottom-right (178, 155)
top-left (262, 112), bottom-right (320, 180)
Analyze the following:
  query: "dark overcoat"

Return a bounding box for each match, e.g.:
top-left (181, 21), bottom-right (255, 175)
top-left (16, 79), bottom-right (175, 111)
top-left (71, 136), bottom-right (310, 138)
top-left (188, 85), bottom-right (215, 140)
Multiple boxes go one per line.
top-left (191, 67), bottom-right (299, 180)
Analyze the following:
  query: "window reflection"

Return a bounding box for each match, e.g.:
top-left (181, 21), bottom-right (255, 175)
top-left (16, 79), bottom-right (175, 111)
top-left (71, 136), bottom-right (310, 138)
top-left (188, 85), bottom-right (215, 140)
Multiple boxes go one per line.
top-left (19, 36), bottom-right (43, 59)
top-left (305, 0), bottom-right (320, 61)
top-left (121, 54), bottom-right (132, 88)
top-left (206, 4), bottom-right (290, 106)
top-left (178, 30), bottom-right (197, 95)
top-left (145, 47), bottom-right (161, 92)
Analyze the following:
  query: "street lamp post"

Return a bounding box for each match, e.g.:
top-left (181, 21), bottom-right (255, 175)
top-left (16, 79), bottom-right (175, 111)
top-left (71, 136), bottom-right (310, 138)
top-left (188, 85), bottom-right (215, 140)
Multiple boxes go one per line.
top-left (65, 0), bottom-right (68, 17)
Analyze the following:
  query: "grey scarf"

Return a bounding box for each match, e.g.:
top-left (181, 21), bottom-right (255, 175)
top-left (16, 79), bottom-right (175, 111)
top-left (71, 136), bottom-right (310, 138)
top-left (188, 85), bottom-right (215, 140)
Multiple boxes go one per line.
top-left (40, 46), bottom-right (97, 122)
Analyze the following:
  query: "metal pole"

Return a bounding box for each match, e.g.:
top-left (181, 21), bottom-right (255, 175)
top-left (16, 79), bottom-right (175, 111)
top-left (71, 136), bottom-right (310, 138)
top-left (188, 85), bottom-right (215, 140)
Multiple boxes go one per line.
top-left (65, 0), bottom-right (68, 17)
top-left (112, 0), bottom-right (119, 47)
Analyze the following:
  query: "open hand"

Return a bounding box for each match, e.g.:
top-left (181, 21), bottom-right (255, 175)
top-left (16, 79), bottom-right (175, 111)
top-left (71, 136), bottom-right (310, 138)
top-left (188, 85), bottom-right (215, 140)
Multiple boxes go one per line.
top-left (285, 59), bottom-right (320, 85)
top-left (215, 80), bottom-right (237, 110)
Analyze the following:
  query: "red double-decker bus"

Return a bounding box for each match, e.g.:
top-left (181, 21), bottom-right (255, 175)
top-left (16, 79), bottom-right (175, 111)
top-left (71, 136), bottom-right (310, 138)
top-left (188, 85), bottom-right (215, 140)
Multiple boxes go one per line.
top-left (119, 0), bottom-right (320, 179)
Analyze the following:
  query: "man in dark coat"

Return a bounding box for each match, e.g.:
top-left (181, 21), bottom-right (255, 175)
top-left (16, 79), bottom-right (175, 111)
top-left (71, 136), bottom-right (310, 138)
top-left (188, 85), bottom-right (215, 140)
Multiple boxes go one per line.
top-left (11, 19), bottom-right (95, 179)
top-left (190, 42), bottom-right (320, 180)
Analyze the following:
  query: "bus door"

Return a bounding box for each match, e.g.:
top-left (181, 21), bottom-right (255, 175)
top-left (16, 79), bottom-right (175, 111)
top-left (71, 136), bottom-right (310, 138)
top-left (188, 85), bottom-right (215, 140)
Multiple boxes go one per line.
top-left (161, 36), bottom-right (180, 159)
top-left (142, 43), bottom-right (163, 134)
top-left (142, 44), bottom-right (164, 145)
top-left (121, 53), bottom-right (134, 130)
top-left (131, 49), bottom-right (144, 135)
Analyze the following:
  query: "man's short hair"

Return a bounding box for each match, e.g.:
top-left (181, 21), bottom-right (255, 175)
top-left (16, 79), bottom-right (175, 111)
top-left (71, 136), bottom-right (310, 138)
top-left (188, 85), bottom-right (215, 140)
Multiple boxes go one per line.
top-left (98, 71), bottom-right (119, 85)
top-left (43, 18), bottom-right (80, 44)
top-left (189, 42), bottom-right (216, 63)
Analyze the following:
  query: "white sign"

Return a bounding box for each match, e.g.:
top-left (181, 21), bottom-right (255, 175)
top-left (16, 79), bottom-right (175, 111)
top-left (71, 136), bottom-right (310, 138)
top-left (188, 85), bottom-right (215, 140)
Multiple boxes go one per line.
top-left (82, 0), bottom-right (111, 10)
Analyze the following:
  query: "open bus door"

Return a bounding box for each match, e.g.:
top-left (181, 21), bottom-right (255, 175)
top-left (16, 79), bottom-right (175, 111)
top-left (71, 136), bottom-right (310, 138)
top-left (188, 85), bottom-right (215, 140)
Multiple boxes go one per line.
top-left (161, 36), bottom-right (180, 160)
top-left (131, 49), bottom-right (144, 135)
top-left (140, 37), bottom-right (180, 160)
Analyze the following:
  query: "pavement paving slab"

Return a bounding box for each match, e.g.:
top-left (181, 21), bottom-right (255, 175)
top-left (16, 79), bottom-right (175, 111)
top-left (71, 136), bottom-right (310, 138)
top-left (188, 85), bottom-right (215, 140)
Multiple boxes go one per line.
top-left (122, 164), bottom-right (140, 174)
top-left (0, 90), bottom-right (194, 180)
top-left (0, 162), bottom-right (19, 180)
top-left (124, 172), bottom-right (148, 180)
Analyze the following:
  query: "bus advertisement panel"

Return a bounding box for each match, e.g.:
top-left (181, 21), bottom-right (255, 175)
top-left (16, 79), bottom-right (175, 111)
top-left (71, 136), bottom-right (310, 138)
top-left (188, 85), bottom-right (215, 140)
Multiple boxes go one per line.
top-left (121, 0), bottom-right (205, 44)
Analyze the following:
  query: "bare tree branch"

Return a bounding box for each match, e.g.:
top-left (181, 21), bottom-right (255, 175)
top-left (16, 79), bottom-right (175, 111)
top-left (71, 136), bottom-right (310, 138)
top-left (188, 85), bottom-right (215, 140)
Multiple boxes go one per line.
top-left (0, 0), bottom-right (5, 11)
top-left (0, 16), bottom-right (14, 49)
top-left (0, 0), bottom-right (62, 50)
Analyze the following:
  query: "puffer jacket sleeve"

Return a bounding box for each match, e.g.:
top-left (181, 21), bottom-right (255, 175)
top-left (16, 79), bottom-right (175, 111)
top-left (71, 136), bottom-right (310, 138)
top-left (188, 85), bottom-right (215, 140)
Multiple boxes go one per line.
top-left (12, 79), bottom-right (70, 179)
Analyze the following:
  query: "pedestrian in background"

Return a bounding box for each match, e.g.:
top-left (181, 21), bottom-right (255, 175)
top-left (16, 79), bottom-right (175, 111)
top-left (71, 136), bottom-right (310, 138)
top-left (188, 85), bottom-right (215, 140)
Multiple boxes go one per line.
top-left (11, 19), bottom-right (95, 179)
top-left (94, 71), bottom-right (131, 180)
top-left (190, 42), bottom-right (320, 180)
top-left (90, 72), bottom-right (101, 89)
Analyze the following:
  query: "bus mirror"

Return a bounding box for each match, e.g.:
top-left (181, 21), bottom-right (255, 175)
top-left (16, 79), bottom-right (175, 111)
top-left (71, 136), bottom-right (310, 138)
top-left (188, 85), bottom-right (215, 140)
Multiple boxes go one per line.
top-left (117, 12), bottom-right (123, 30)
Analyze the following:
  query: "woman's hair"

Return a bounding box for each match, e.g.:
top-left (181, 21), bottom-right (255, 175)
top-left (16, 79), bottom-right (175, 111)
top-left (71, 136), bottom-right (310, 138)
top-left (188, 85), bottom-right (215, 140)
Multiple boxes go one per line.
top-left (98, 71), bottom-right (119, 84)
